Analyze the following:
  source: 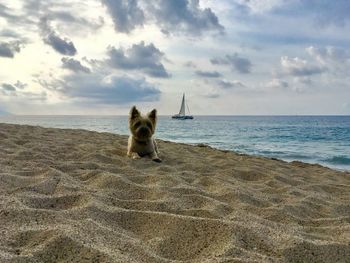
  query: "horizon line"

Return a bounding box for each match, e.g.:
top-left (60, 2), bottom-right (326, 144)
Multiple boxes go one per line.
top-left (2, 114), bottom-right (350, 117)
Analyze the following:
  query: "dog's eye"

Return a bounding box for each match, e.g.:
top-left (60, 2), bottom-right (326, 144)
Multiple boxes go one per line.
top-left (146, 122), bottom-right (153, 129)
top-left (134, 121), bottom-right (141, 127)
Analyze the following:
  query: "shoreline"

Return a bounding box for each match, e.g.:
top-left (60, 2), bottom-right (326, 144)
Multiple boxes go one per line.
top-left (1, 120), bottom-right (348, 172)
top-left (0, 123), bottom-right (349, 262)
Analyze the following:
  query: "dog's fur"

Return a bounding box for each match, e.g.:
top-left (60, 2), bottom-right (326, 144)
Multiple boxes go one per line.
top-left (127, 106), bottom-right (161, 162)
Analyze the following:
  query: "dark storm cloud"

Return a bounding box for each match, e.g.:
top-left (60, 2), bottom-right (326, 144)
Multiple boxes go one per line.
top-left (0, 41), bottom-right (21, 58)
top-left (102, 0), bottom-right (224, 35)
top-left (61, 57), bottom-right (91, 73)
top-left (40, 18), bottom-right (77, 56)
top-left (211, 53), bottom-right (252, 74)
top-left (107, 41), bottom-right (170, 78)
top-left (195, 70), bottom-right (221, 78)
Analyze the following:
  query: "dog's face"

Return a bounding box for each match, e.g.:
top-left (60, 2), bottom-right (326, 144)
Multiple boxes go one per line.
top-left (129, 106), bottom-right (157, 140)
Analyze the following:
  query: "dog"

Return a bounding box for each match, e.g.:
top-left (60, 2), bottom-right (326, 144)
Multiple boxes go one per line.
top-left (127, 106), bottom-right (161, 162)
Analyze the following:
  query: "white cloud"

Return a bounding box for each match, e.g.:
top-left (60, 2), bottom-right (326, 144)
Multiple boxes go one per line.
top-left (235, 0), bottom-right (287, 13)
top-left (281, 56), bottom-right (326, 76)
top-left (306, 46), bottom-right (350, 65)
top-left (265, 78), bottom-right (288, 90)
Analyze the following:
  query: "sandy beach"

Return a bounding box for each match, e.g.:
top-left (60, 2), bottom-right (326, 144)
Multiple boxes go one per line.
top-left (0, 123), bottom-right (349, 262)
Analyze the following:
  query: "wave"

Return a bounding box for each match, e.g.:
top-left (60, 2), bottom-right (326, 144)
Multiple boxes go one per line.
top-left (322, 156), bottom-right (350, 165)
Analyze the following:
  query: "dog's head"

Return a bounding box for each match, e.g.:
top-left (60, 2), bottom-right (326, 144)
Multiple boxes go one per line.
top-left (129, 106), bottom-right (157, 140)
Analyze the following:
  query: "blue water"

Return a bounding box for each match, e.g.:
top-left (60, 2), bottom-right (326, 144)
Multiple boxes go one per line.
top-left (1, 115), bottom-right (349, 171)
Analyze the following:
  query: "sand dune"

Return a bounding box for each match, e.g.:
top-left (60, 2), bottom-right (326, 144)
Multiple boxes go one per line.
top-left (0, 123), bottom-right (349, 262)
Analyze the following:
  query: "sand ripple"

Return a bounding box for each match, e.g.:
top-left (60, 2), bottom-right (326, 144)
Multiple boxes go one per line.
top-left (0, 124), bottom-right (349, 262)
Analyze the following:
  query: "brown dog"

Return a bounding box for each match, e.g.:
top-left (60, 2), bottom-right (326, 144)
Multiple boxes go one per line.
top-left (127, 106), bottom-right (161, 162)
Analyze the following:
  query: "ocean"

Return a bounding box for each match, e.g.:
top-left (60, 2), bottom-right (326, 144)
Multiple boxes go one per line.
top-left (1, 115), bottom-right (349, 171)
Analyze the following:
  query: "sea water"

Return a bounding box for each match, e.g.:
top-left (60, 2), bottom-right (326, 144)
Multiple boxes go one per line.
top-left (1, 115), bottom-right (349, 171)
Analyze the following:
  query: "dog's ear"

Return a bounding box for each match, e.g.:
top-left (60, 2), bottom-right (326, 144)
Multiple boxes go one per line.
top-left (148, 109), bottom-right (157, 124)
top-left (130, 106), bottom-right (140, 119)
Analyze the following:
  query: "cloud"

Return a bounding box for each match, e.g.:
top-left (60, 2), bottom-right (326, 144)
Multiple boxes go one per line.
top-left (44, 34), bottom-right (77, 56)
top-left (195, 70), bottom-right (221, 78)
top-left (184, 61), bottom-right (197, 68)
top-left (1, 81), bottom-right (27, 92)
top-left (47, 11), bottom-right (105, 32)
top-left (61, 57), bottom-right (91, 73)
top-left (281, 56), bottom-right (326, 76)
top-left (294, 76), bottom-right (312, 85)
top-left (203, 92), bottom-right (220, 99)
top-left (102, 0), bottom-right (145, 33)
top-left (102, 0), bottom-right (224, 35)
top-left (0, 41), bottom-right (21, 58)
top-left (40, 18), bottom-right (77, 56)
top-left (300, 0), bottom-right (350, 27)
top-left (235, 0), bottom-right (286, 14)
top-left (0, 81), bottom-right (47, 101)
top-left (235, 0), bottom-right (350, 28)
top-left (211, 53), bottom-right (252, 74)
top-left (0, 3), bottom-right (23, 25)
top-left (20, 91), bottom-right (48, 101)
top-left (265, 78), bottom-right (289, 89)
top-left (1, 83), bottom-right (16, 92)
top-left (143, 0), bottom-right (224, 35)
top-left (217, 79), bottom-right (245, 89)
top-left (107, 41), bottom-right (170, 78)
top-left (0, 29), bottom-right (22, 38)
top-left (46, 73), bottom-right (161, 104)
top-left (306, 46), bottom-right (350, 64)
top-left (13, 81), bottom-right (28, 89)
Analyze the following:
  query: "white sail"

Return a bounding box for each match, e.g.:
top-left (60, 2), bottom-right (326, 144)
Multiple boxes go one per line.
top-left (179, 93), bottom-right (186, 115)
top-left (172, 93), bottom-right (193, 119)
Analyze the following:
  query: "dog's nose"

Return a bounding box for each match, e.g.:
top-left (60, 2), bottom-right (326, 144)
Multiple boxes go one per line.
top-left (139, 127), bottom-right (149, 135)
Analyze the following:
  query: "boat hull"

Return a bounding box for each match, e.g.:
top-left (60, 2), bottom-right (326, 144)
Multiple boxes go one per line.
top-left (172, 115), bottom-right (194, 120)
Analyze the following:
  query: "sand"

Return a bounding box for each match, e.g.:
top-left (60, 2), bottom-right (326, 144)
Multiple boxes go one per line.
top-left (0, 123), bottom-right (349, 263)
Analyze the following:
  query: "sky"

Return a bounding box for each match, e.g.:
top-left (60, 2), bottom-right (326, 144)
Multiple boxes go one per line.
top-left (0, 0), bottom-right (350, 115)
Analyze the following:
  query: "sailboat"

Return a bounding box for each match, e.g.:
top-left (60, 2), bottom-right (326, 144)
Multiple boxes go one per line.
top-left (172, 93), bottom-right (194, 119)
